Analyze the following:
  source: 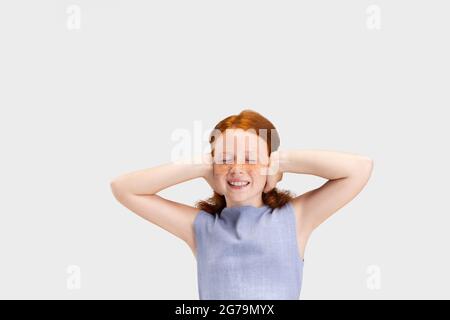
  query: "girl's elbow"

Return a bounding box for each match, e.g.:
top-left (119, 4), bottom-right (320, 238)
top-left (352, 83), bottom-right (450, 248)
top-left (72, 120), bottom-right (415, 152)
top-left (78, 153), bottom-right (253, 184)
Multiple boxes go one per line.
top-left (110, 179), bottom-right (127, 200)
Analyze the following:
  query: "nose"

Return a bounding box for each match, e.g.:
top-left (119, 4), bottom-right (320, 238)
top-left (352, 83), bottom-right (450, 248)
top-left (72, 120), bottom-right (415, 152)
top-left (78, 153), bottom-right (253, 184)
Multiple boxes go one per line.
top-left (229, 163), bottom-right (245, 175)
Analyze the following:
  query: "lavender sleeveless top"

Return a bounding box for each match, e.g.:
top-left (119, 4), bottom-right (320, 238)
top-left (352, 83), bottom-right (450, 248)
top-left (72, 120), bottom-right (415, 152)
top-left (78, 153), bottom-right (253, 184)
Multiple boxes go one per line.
top-left (193, 201), bottom-right (304, 300)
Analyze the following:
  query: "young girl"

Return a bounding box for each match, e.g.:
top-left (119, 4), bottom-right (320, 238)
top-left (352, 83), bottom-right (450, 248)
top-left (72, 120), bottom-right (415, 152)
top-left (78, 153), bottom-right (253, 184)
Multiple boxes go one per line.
top-left (110, 109), bottom-right (373, 300)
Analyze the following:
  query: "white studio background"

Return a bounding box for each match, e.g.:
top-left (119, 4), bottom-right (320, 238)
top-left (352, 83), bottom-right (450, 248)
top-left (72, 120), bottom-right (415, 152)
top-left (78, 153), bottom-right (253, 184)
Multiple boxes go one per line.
top-left (0, 1), bottom-right (449, 299)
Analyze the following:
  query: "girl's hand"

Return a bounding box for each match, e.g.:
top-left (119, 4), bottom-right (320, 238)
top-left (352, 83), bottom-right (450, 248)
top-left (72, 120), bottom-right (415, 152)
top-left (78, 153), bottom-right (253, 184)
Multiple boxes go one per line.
top-left (200, 153), bottom-right (215, 191)
top-left (263, 150), bottom-right (283, 193)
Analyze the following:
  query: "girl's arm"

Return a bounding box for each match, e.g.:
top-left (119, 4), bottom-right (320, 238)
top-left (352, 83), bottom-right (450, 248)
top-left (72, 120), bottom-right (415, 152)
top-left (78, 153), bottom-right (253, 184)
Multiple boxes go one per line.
top-left (278, 149), bottom-right (373, 249)
top-left (110, 154), bottom-right (213, 255)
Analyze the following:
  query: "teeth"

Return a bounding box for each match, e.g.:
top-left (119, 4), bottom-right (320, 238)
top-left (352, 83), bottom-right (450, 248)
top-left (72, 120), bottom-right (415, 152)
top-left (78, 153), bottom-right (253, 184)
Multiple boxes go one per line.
top-left (229, 181), bottom-right (250, 187)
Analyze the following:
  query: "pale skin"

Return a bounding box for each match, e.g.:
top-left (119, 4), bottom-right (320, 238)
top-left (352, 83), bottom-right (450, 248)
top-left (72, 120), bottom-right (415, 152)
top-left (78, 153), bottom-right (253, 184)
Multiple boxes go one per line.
top-left (110, 129), bottom-right (374, 260)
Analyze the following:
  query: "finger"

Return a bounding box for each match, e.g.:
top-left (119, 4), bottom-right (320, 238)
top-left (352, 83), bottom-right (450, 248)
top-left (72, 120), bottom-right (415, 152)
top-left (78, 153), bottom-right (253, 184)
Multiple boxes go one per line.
top-left (263, 182), bottom-right (270, 193)
top-left (264, 181), bottom-right (273, 193)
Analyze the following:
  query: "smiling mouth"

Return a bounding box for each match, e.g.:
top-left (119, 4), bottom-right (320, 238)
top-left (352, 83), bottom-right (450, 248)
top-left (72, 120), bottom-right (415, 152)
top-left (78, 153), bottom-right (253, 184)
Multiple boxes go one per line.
top-left (227, 180), bottom-right (250, 189)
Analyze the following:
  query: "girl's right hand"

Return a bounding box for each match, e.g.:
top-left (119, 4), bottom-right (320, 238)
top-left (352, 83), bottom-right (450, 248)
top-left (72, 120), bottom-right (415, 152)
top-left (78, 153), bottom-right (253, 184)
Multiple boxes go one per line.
top-left (200, 153), bottom-right (215, 191)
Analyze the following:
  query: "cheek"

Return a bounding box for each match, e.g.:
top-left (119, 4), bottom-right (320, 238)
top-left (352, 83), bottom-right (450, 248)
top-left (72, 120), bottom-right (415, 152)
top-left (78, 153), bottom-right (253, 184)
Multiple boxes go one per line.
top-left (212, 166), bottom-right (228, 186)
top-left (213, 164), bottom-right (228, 175)
top-left (249, 167), bottom-right (268, 185)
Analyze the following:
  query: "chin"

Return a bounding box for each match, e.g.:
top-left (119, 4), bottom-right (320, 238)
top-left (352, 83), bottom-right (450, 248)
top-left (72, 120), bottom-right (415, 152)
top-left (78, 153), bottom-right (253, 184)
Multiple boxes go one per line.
top-left (226, 193), bottom-right (246, 200)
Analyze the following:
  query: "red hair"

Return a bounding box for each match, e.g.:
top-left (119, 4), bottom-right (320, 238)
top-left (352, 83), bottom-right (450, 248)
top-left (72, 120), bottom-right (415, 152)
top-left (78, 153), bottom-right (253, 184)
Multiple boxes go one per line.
top-left (195, 109), bottom-right (294, 214)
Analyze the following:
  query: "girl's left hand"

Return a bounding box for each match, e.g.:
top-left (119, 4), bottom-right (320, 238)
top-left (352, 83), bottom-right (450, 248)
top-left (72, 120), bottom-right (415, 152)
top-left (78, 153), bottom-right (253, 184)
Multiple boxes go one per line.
top-left (263, 150), bottom-right (284, 193)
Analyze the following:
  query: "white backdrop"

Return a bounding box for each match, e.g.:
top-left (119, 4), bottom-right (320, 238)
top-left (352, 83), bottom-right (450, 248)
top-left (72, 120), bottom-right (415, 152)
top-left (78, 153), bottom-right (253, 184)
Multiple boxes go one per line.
top-left (0, 0), bottom-right (449, 299)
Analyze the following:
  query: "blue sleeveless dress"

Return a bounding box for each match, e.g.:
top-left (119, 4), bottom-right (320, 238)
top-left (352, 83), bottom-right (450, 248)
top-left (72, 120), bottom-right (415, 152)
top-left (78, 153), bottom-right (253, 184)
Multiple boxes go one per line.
top-left (193, 201), bottom-right (304, 300)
